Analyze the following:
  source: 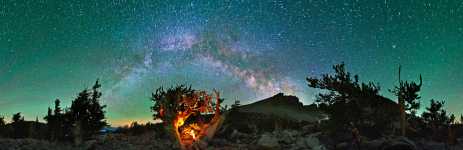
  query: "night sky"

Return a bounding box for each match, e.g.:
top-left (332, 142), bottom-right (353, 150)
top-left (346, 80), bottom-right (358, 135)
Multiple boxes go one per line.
top-left (1, 0), bottom-right (462, 126)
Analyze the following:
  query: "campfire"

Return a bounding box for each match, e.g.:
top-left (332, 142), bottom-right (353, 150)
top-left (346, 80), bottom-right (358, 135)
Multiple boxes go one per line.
top-left (154, 88), bottom-right (223, 149)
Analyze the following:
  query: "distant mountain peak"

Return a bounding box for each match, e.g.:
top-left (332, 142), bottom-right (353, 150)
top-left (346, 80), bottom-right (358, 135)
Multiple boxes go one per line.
top-left (235, 93), bottom-right (325, 122)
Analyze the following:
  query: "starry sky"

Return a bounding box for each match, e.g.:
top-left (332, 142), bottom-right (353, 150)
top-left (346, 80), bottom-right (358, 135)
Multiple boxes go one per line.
top-left (1, 0), bottom-right (462, 126)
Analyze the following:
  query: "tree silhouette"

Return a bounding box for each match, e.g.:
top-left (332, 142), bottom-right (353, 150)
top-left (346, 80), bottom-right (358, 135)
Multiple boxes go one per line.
top-left (389, 66), bottom-right (422, 136)
top-left (231, 100), bottom-right (241, 109)
top-left (0, 115), bottom-right (5, 137)
top-left (306, 63), bottom-right (398, 136)
top-left (450, 114), bottom-right (456, 124)
top-left (67, 79), bottom-right (107, 141)
top-left (12, 112), bottom-right (23, 123)
top-left (0, 115), bottom-right (5, 126)
top-left (422, 99), bottom-right (451, 140)
top-left (44, 99), bottom-right (65, 141)
top-left (88, 79), bottom-right (106, 135)
top-left (44, 107), bottom-right (55, 140)
top-left (43, 79), bottom-right (106, 142)
top-left (422, 99), bottom-right (450, 127)
top-left (11, 112), bottom-right (25, 138)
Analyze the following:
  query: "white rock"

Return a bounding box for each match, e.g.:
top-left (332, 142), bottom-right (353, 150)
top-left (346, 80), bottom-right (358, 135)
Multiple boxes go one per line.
top-left (304, 133), bottom-right (326, 150)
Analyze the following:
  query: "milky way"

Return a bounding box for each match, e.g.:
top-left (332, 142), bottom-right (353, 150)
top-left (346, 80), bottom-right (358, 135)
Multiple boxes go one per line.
top-left (1, 0), bottom-right (462, 126)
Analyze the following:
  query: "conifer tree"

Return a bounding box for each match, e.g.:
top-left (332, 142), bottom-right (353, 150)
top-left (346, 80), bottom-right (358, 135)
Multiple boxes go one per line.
top-left (306, 63), bottom-right (391, 132)
top-left (0, 115), bottom-right (5, 137)
top-left (31, 116), bottom-right (40, 139)
top-left (44, 107), bottom-right (55, 140)
top-left (68, 79), bottom-right (107, 139)
top-left (12, 112), bottom-right (23, 123)
top-left (231, 100), bottom-right (241, 109)
top-left (44, 99), bottom-right (65, 140)
top-left (150, 85), bottom-right (195, 146)
top-left (0, 115), bottom-right (5, 126)
top-left (422, 99), bottom-right (451, 140)
top-left (11, 112), bottom-right (25, 138)
top-left (389, 66), bottom-right (422, 136)
top-left (89, 79), bottom-right (107, 134)
top-left (54, 99), bottom-right (64, 140)
top-left (422, 99), bottom-right (449, 127)
top-left (151, 85), bottom-right (195, 124)
top-left (449, 114), bottom-right (456, 125)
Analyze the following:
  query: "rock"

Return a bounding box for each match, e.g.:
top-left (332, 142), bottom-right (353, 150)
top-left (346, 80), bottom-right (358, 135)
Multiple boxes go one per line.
top-left (294, 137), bottom-right (308, 149)
top-left (83, 140), bottom-right (97, 149)
top-left (257, 132), bottom-right (280, 149)
top-left (277, 130), bottom-right (297, 144)
top-left (457, 138), bottom-right (463, 144)
top-left (380, 136), bottom-right (416, 150)
top-left (363, 138), bottom-right (387, 150)
top-left (335, 142), bottom-right (350, 149)
top-left (301, 132), bottom-right (325, 150)
top-left (419, 141), bottom-right (446, 150)
top-left (305, 136), bottom-right (320, 147)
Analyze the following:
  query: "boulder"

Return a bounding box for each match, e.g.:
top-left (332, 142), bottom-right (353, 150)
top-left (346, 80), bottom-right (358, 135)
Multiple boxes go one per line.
top-left (257, 132), bottom-right (280, 149)
top-left (276, 130), bottom-right (298, 144)
top-left (305, 133), bottom-right (326, 150)
top-left (419, 141), bottom-right (446, 150)
top-left (380, 137), bottom-right (416, 150)
top-left (363, 137), bottom-right (387, 150)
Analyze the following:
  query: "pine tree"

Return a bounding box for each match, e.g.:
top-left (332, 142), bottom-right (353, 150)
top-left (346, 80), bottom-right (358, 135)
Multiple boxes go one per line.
top-left (0, 115), bottom-right (5, 137)
top-left (150, 85), bottom-right (195, 145)
top-left (449, 114), bottom-right (456, 125)
top-left (12, 112), bottom-right (23, 123)
top-left (422, 99), bottom-right (451, 140)
top-left (54, 99), bottom-right (62, 115)
top-left (54, 99), bottom-right (65, 140)
top-left (0, 115), bottom-right (5, 126)
top-left (44, 107), bottom-right (55, 140)
top-left (33, 116), bottom-right (40, 139)
top-left (231, 100), bottom-right (241, 109)
top-left (68, 79), bottom-right (107, 140)
top-left (151, 85), bottom-right (195, 123)
top-left (44, 99), bottom-right (66, 141)
top-left (389, 66), bottom-right (422, 136)
top-left (306, 63), bottom-right (392, 132)
top-left (89, 79), bottom-right (107, 135)
top-left (11, 112), bottom-right (25, 138)
top-left (422, 99), bottom-right (449, 127)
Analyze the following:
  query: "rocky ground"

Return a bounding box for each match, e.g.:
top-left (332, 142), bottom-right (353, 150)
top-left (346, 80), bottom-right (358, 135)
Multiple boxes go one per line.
top-left (2, 129), bottom-right (463, 150)
top-left (1, 94), bottom-right (462, 150)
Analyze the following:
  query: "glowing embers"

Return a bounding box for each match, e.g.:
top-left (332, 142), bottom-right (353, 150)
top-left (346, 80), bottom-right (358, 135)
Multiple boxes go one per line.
top-left (167, 90), bottom-right (222, 149)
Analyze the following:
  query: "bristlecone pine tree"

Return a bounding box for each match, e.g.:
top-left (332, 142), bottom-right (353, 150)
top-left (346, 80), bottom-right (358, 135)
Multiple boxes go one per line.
top-left (11, 112), bottom-right (25, 138)
top-left (0, 115), bottom-right (5, 137)
top-left (150, 85), bottom-right (195, 141)
top-left (44, 99), bottom-right (64, 140)
top-left (422, 99), bottom-right (452, 140)
top-left (44, 80), bottom-right (106, 142)
top-left (306, 63), bottom-right (397, 133)
top-left (389, 66), bottom-right (422, 136)
top-left (68, 79), bottom-right (107, 141)
top-left (0, 116), bottom-right (5, 126)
